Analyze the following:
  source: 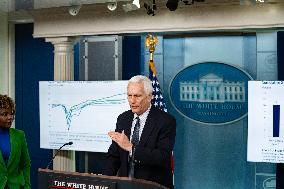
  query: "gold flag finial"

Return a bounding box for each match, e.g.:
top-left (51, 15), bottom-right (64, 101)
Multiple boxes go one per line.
top-left (145, 34), bottom-right (158, 62)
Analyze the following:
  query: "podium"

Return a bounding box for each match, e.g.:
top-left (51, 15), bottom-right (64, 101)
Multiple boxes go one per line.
top-left (38, 168), bottom-right (168, 189)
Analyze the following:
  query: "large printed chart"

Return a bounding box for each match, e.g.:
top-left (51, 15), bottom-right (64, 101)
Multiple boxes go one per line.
top-left (39, 81), bottom-right (129, 152)
top-left (247, 81), bottom-right (284, 163)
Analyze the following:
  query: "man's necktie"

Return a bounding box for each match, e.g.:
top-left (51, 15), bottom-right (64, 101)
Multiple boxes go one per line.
top-left (129, 116), bottom-right (140, 178)
top-left (131, 117), bottom-right (140, 146)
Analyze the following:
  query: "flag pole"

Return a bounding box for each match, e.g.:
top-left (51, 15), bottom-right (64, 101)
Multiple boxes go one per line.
top-left (145, 35), bottom-right (174, 180)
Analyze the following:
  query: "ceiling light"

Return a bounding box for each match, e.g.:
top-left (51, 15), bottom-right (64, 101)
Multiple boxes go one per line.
top-left (122, 0), bottom-right (140, 12)
top-left (166, 0), bottom-right (179, 11)
top-left (68, 5), bottom-right (81, 16)
top-left (144, 0), bottom-right (156, 16)
top-left (107, 1), bottom-right (117, 11)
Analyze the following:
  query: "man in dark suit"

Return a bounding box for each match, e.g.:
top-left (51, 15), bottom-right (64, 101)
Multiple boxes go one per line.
top-left (102, 75), bottom-right (176, 189)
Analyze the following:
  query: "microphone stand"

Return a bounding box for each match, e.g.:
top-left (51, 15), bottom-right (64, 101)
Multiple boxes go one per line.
top-left (46, 142), bottom-right (73, 169)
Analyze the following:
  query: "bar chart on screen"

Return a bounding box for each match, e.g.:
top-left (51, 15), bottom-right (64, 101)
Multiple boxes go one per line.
top-left (39, 81), bottom-right (129, 153)
top-left (247, 81), bottom-right (284, 163)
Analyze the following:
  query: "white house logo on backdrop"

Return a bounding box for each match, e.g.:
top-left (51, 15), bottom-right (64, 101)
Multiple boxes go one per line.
top-left (180, 74), bottom-right (245, 103)
top-left (170, 62), bottom-right (253, 125)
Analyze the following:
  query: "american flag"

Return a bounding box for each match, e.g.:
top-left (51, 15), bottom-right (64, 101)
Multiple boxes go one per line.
top-left (149, 60), bottom-right (167, 112)
top-left (148, 60), bottom-right (174, 176)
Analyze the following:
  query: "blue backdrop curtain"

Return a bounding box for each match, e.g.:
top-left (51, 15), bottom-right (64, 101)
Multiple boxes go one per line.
top-left (15, 23), bottom-right (53, 189)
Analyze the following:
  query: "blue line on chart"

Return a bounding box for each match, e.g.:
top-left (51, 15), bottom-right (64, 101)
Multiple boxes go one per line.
top-left (50, 93), bottom-right (127, 130)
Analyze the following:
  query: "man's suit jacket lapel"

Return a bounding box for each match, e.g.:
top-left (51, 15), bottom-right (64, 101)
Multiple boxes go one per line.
top-left (139, 107), bottom-right (156, 146)
top-left (123, 111), bottom-right (133, 140)
top-left (122, 107), bottom-right (157, 146)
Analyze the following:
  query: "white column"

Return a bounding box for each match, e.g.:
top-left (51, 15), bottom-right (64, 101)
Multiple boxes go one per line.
top-left (46, 37), bottom-right (75, 80)
top-left (0, 11), bottom-right (9, 95)
top-left (45, 37), bottom-right (76, 172)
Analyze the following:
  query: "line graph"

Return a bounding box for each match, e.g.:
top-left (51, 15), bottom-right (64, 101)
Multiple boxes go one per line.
top-left (51, 93), bottom-right (126, 130)
top-left (40, 81), bottom-right (129, 152)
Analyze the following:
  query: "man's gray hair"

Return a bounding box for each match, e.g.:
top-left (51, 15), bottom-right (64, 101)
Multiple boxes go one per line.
top-left (128, 75), bottom-right (153, 95)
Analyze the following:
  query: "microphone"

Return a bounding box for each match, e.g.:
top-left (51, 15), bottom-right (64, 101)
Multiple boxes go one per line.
top-left (46, 142), bottom-right (73, 169)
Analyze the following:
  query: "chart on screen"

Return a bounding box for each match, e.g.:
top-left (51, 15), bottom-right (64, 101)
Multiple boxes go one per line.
top-left (248, 80), bottom-right (284, 163)
top-left (39, 81), bottom-right (129, 152)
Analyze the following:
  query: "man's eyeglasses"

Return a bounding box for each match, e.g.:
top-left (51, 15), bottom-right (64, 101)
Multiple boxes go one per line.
top-left (0, 112), bottom-right (15, 118)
